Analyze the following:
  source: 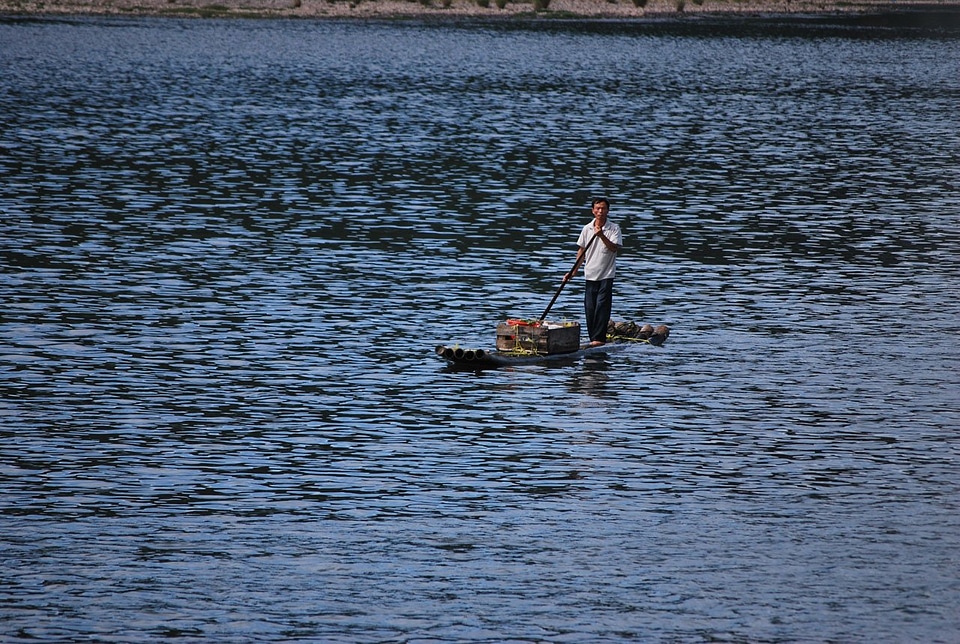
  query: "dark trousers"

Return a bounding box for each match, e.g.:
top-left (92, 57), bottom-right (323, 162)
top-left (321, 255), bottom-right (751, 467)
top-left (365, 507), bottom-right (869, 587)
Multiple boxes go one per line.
top-left (584, 278), bottom-right (614, 343)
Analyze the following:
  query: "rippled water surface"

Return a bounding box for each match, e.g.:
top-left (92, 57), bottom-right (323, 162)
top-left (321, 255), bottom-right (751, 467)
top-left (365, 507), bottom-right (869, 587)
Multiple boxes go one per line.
top-left (2, 14), bottom-right (959, 642)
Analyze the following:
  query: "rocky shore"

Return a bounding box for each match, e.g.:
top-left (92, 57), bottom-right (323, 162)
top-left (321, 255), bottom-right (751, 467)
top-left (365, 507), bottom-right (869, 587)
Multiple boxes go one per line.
top-left (2, 0), bottom-right (958, 19)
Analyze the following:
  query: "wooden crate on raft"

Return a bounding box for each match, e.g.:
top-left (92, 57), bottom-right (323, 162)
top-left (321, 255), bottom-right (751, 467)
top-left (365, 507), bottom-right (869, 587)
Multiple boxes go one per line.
top-left (496, 320), bottom-right (580, 355)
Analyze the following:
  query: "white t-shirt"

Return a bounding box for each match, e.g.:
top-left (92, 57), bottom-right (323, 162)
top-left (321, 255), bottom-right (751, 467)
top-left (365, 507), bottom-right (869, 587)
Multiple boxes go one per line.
top-left (577, 220), bottom-right (622, 281)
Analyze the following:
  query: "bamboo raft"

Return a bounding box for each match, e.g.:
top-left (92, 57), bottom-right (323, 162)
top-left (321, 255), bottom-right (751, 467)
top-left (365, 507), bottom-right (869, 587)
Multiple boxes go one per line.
top-left (437, 320), bottom-right (669, 369)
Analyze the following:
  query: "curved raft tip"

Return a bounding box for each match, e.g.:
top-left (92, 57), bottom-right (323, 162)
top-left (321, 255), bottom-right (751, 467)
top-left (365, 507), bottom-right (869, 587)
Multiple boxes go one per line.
top-left (649, 325), bottom-right (670, 346)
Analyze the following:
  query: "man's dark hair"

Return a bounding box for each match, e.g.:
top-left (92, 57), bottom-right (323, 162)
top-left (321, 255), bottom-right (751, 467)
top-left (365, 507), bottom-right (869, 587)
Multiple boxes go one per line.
top-left (592, 197), bottom-right (610, 207)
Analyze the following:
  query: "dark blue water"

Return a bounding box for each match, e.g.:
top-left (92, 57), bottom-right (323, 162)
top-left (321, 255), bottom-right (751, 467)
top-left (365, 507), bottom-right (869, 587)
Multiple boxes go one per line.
top-left (2, 15), bottom-right (959, 642)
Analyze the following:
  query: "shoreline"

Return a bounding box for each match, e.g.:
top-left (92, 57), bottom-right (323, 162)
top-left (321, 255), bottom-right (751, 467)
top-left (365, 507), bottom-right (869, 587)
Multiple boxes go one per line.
top-left (2, 0), bottom-right (959, 20)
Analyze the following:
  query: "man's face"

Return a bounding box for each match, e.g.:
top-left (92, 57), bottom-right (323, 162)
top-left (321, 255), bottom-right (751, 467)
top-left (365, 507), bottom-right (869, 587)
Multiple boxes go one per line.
top-left (592, 202), bottom-right (609, 224)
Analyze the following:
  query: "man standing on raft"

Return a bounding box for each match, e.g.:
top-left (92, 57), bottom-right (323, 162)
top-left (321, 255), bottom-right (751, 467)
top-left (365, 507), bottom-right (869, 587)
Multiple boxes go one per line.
top-left (562, 197), bottom-right (622, 347)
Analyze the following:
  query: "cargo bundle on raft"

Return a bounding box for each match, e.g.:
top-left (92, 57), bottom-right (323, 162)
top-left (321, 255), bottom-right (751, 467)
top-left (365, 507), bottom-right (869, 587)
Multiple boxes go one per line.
top-left (436, 318), bottom-right (669, 369)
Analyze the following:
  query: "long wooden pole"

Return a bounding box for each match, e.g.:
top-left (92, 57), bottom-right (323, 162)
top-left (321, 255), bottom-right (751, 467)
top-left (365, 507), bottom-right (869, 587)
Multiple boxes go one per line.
top-left (538, 233), bottom-right (599, 323)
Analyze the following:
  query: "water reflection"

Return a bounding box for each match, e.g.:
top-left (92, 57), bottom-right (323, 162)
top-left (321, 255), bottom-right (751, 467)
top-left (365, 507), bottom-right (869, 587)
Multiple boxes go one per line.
top-left (571, 353), bottom-right (615, 398)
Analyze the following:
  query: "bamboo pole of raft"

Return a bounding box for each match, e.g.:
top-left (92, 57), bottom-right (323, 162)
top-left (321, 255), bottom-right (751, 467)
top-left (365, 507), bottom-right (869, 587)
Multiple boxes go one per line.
top-left (538, 232), bottom-right (600, 324)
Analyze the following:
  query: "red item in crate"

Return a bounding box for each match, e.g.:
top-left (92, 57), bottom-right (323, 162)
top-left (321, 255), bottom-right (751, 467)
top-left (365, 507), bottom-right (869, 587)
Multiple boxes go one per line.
top-left (505, 318), bottom-right (540, 327)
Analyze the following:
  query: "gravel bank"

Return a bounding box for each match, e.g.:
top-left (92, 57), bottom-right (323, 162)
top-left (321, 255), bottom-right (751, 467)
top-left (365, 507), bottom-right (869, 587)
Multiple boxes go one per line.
top-left (2, 0), bottom-right (958, 19)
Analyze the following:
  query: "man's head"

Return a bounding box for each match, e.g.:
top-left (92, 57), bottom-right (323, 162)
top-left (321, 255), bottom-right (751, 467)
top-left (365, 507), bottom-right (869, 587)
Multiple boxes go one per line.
top-left (592, 197), bottom-right (610, 223)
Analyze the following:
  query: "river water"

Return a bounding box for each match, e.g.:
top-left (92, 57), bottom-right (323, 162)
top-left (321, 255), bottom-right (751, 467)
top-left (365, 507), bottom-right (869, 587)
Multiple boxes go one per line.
top-left (2, 13), bottom-right (959, 643)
